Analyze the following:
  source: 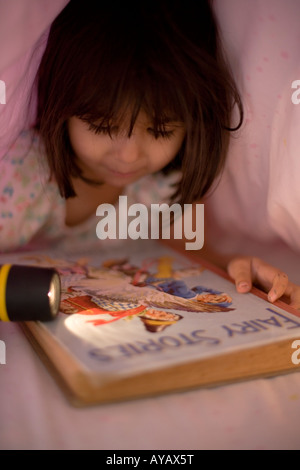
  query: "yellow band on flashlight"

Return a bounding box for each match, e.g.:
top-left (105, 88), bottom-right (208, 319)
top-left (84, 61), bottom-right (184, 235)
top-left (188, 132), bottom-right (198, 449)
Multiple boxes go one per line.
top-left (0, 264), bottom-right (11, 322)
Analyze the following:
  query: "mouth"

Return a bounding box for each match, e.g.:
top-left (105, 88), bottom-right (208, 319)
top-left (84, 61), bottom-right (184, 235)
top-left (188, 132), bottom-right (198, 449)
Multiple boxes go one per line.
top-left (107, 167), bottom-right (142, 178)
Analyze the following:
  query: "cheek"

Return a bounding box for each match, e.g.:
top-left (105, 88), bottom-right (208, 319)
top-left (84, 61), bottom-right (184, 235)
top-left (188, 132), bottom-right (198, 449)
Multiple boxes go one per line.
top-left (151, 138), bottom-right (184, 170)
top-left (68, 118), bottom-right (98, 158)
top-left (69, 128), bottom-right (109, 164)
top-left (70, 132), bottom-right (96, 158)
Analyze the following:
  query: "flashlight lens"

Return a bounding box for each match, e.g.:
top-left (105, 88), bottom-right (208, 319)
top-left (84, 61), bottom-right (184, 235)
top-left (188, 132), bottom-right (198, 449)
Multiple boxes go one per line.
top-left (48, 273), bottom-right (61, 317)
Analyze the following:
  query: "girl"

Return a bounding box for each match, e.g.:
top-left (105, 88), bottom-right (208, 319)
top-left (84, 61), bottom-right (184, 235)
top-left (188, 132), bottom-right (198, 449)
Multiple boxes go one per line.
top-left (1, 0), bottom-right (299, 308)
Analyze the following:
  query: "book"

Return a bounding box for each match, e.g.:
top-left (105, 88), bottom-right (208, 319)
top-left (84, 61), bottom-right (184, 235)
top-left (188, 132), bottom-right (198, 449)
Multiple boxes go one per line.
top-left (8, 239), bottom-right (300, 406)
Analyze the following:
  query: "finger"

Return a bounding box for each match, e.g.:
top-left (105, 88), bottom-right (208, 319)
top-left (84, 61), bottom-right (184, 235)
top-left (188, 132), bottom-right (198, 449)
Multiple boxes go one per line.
top-left (251, 257), bottom-right (289, 294)
top-left (287, 283), bottom-right (300, 310)
top-left (267, 271), bottom-right (289, 303)
top-left (227, 257), bottom-right (252, 293)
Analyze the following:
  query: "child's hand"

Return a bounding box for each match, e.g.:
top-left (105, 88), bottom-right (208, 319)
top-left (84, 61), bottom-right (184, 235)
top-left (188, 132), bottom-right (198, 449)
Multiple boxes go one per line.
top-left (227, 256), bottom-right (300, 310)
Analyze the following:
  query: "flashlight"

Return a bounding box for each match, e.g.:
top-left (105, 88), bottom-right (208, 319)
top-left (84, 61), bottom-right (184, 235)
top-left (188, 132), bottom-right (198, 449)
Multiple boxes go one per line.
top-left (0, 264), bottom-right (61, 322)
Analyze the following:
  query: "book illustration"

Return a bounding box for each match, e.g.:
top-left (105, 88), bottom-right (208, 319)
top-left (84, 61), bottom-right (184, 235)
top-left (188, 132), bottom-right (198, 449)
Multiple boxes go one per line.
top-left (23, 253), bottom-right (234, 334)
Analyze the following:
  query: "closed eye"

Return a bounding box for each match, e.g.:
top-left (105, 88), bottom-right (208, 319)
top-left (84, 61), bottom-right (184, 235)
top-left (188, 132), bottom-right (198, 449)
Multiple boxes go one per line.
top-left (88, 122), bottom-right (119, 136)
top-left (87, 121), bottom-right (176, 139)
top-left (147, 128), bottom-right (175, 139)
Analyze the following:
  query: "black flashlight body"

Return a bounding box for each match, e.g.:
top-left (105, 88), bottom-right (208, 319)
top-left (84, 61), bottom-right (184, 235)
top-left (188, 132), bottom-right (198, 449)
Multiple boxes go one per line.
top-left (0, 264), bottom-right (61, 322)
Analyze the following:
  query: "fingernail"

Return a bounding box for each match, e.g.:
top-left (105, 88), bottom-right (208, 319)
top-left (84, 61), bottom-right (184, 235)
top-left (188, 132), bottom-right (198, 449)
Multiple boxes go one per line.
top-left (238, 282), bottom-right (250, 290)
top-left (268, 291), bottom-right (276, 302)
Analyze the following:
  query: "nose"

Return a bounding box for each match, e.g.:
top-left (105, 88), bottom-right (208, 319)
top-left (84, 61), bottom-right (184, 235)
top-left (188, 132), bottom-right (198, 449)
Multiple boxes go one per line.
top-left (115, 135), bottom-right (142, 164)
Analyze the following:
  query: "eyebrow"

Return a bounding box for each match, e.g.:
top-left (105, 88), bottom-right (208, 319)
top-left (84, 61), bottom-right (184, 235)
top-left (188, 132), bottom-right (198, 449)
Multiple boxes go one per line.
top-left (155, 117), bottom-right (186, 128)
top-left (161, 117), bottom-right (182, 123)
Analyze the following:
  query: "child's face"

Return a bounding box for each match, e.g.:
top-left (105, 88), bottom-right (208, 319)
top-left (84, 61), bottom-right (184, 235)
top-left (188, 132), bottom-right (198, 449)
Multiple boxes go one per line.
top-left (68, 112), bottom-right (186, 187)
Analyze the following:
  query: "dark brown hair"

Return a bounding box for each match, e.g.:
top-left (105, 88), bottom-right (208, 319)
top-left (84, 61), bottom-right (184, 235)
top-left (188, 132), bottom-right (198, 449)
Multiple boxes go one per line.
top-left (35, 0), bottom-right (243, 202)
